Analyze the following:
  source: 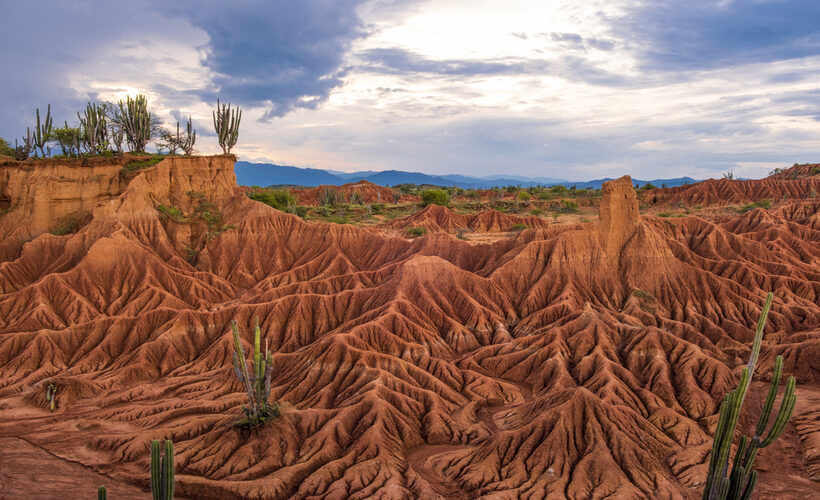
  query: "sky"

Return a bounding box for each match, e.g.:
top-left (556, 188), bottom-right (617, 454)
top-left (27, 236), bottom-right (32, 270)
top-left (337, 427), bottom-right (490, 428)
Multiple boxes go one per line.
top-left (2, 0), bottom-right (820, 180)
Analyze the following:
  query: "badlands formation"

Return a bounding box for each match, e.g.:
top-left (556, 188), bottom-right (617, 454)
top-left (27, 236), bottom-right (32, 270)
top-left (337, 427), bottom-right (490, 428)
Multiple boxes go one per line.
top-left (0, 156), bottom-right (818, 499)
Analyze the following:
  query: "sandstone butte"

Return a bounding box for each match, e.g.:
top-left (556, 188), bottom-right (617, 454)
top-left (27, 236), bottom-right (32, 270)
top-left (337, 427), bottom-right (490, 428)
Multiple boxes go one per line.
top-left (0, 155), bottom-right (817, 500)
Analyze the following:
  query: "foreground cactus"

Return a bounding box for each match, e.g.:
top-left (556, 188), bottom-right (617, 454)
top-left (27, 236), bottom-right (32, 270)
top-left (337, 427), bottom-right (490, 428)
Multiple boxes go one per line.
top-left (702, 292), bottom-right (797, 500)
top-left (231, 319), bottom-right (279, 427)
top-left (150, 439), bottom-right (174, 500)
top-left (45, 382), bottom-right (58, 411)
top-left (97, 486), bottom-right (107, 500)
top-left (213, 99), bottom-right (241, 154)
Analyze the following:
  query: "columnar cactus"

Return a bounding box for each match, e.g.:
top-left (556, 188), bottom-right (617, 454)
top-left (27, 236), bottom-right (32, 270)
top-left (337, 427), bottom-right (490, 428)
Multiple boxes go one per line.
top-left (78, 102), bottom-right (108, 154)
top-left (182, 116), bottom-right (196, 156)
top-left (150, 439), bottom-right (174, 500)
top-left (33, 105), bottom-right (53, 158)
top-left (45, 382), bottom-right (58, 411)
top-left (212, 99), bottom-right (241, 154)
top-left (118, 95), bottom-right (152, 153)
top-left (702, 293), bottom-right (797, 500)
top-left (97, 486), bottom-right (107, 500)
top-left (231, 319), bottom-right (277, 425)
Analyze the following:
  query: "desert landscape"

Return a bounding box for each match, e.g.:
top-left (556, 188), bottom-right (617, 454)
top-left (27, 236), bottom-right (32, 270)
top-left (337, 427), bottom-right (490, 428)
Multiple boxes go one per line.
top-left (4, 2), bottom-right (820, 499)
top-left (0, 153), bottom-right (817, 499)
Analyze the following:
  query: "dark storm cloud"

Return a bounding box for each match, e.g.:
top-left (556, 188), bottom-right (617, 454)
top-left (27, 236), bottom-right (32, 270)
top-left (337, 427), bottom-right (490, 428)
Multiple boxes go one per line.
top-left (161, 0), bottom-right (372, 119)
top-left (613, 0), bottom-right (820, 71)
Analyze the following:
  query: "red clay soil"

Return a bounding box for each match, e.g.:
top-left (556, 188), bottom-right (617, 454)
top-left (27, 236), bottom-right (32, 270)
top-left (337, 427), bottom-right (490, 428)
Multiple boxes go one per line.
top-left (0, 159), bottom-right (818, 499)
top-left (292, 180), bottom-right (414, 205)
top-left (644, 174), bottom-right (820, 206)
top-left (382, 204), bottom-right (551, 232)
top-left (768, 163), bottom-right (820, 180)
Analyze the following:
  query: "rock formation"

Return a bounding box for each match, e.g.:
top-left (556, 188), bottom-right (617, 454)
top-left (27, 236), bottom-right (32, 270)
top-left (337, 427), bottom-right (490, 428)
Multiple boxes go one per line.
top-left (0, 157), bottom-right (817, 499)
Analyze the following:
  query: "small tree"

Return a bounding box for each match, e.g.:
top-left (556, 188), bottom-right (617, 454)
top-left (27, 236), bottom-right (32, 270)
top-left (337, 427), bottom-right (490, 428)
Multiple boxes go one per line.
top-left (213, 99), bottom-right (241, 154)
top-left (159, 117), bottom-right (196, 156)
top-left (106, 103), bottom-right (126, 154)
top-left (421, 189), bottom-right (449, 207)
top-left (51, 122), bottom-right (81, 157)
top-left (702, 293), bottom-right (797, 499)
top-left (118, 95), bottom-right (153, 153)
top-left (0, 138), bottom-right (15, 158)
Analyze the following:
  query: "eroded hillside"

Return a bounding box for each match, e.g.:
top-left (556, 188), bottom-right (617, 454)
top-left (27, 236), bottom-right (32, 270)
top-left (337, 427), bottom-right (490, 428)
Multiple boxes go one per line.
top-left (0, 157), bottom-right (818, 499)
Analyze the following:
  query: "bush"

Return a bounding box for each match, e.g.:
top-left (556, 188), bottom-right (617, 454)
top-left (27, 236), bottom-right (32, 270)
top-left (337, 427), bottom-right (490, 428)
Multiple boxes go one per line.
top-left (530, 208), bottom-right (544, 216)
top-left (510, 223), bottom-right (528, 231)
top-left (249, 188), bottom-right (297, 212)
top-left (739, 200), bottom-right (771, 213)
top-left (407, 227), bottom-right (427, 237)
top-left (517, 191), bottom-right (531, 202)
top-left (639, 182), bottom-right (657, 190)
top-left (156, 204), bottom-right (189, 223)
top-left (121, 154), bottom-right (164, 177)
top-left (549, 185), bottom-right (568, 195)
top-left (421, 189), bottom-right (449, 207)
top-left (0, 137), bottom-right (17, 158)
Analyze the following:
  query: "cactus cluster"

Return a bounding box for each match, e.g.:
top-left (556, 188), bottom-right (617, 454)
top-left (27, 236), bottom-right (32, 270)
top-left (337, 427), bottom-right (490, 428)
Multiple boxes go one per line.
top-left (702, 293), bottom-right (797, 500)
top-left (213, 99), bottom-right (241, 154)
top-left (150, 439), bottom-right (174, 500)
top-left (231, 320), bottom-right (279, 426)
top-left (118, 95), bottom-right (153, 153)
top-left (45, 382), bottom-right (58, 411)
top-left (32, 105), bottom-right (53, 158)
top-left (78, 102), bottom-right (108, 154)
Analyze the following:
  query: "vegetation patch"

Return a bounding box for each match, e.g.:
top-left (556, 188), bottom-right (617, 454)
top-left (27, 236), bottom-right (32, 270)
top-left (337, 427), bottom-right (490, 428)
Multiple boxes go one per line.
top-left (406, 227), bottom-right (427, 237)
top-left (739, 199), bottom-right (771, 213)
top-left (510, 223), bottom-right (528, 231)
top-left (156, 204), bottom-right (189, 223)
top-left (421, 189), bottom-right (449, 207)
top-left (121, 154), bottom-right (164, 177)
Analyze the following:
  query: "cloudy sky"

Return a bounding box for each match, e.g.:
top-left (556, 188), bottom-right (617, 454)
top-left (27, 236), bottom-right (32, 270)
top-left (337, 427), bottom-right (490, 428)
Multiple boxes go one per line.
top-left (2, 0), bottom-right (820, 180)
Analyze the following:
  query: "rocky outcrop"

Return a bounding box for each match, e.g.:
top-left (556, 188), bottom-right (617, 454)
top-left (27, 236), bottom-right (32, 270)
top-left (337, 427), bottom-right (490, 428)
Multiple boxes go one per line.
top-left (599, 175), bottom-right (640, 263)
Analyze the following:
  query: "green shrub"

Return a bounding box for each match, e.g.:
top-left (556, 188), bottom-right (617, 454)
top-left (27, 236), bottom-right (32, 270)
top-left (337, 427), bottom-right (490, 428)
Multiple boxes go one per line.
top-left (530, 208), bottom-right (544, 216)
top-left (121, 154), bottom-right (164, 177)
top-left (639, 182), bottom-right (657, 190)
top-left (549, 185), bottom-right (568, 195)
top-left (248, 188), bottom-right (297, 212)
top-left (421, 189), bottom-right (449, 207)
top-left (517, 191), bottom-right (531, 202)
top-left (556, 200), bottom-right (579, 213)
top-left (510, 223), bottom-right (528, 231)
top-left (156, 204), bottom-right (189, 223)
top-left (407, 227), bottom-right (427, 237)
top-left (739, 200), bottom-right (771, 213)
top-left (0, 138), bottom-right (15, 158)
top-left (371, 203), bottom-right (385, 214)
top-left (812, 167), bottom-right (820, 176)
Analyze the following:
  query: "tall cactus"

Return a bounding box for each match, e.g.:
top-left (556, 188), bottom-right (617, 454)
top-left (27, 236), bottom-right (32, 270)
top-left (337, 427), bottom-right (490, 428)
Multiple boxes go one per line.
top-left (45, 382), bottom-right (58, 411)
top-left (212, 99), bottom-right (241, 154)
top-left (231, 319), bottom-right (277, 426)
top-left (97, 486), bottom-right (107, 500)
top-left (118, 95), bottom-right (152, 153)
top-left (78, 102), bottom-right (108, 154)
top-left (150, 439), bottom-right (174, 500)
top-left (182, 116), bottom-right (196, 156)
top-left (702, 293), bottom-right (797, 500)
top-left (32, 105), bottom-right (53, 158)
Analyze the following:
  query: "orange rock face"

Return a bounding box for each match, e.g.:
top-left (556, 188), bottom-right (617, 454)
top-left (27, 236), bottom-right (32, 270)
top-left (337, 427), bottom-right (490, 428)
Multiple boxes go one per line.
top-left (0, 157), bottom-right (818, 499)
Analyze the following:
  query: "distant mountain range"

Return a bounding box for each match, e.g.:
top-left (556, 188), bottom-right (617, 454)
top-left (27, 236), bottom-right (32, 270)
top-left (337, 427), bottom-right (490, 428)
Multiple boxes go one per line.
top-left (235, 161), bottom-right (698, 190)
